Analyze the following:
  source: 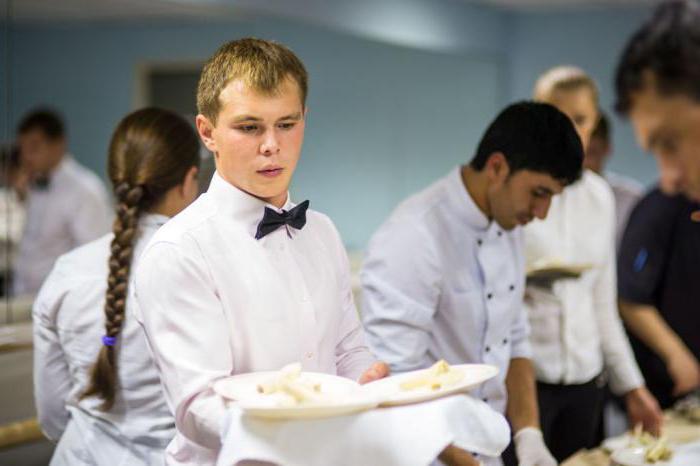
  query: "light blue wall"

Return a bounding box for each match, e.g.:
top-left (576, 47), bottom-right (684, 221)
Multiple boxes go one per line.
top-left (5, 3), bottom-right (664, 247)
top-left (6, 14), bottom-right (506, 249)
top-left (507, 6), bottom-right (657, 186)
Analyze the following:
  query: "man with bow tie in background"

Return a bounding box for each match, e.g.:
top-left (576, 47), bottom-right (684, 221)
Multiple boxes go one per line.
top-left (132, 38), bottom-right (389, 466)
top-left (14, 108), bottom-right (110, 296)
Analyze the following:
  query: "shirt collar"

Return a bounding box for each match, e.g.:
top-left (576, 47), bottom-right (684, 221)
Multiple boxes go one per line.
top-left (445, 166), bottom-right (490, 232)
top-left (139, 212), bottom-right (169, 230)
top-left (206, 171), bottom-right (295, 238)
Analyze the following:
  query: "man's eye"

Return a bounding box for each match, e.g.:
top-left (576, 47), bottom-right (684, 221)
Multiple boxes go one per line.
top-left (660, 139), bottom-right (678, 154)
top-left (237, 125), bottom-right (259, 133)
top-left (278, 122), bottom-right (295, 130)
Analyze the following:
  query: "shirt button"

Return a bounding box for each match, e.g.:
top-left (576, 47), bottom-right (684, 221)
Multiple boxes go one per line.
top-left (502, 338), bottom-right (509, 345)
top-left (482, 398), bottom-right (488, 403)
top-left (305, 352), bottom-right (314, 359)
top-left (509, 284), bottom-right (515, 291)
top-left (485, 346), bottom-right (491, 353)
top-left (487, 293), bottom-right (493, 300)
top-left (477, 239), bottom-right (483, 246)
top-left (497, 231), bottom-right (503, 237)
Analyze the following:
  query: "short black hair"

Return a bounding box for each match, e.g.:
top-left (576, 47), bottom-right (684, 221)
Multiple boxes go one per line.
top-left (470, 101), bottom-right (583, 186)
top-left (592, 111), bottom-right (611, 144)
top-left (615, 0), bottom-right (700, 114)
top-left (0, 143), bottom-right (20, 170)
top-left (17, 108), bottom-right (66, 140)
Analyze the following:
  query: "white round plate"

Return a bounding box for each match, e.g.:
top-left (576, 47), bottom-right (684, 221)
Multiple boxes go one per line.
top-left (602, 434), bottom-right (632, 453)
top-left (362, 363), bottom-right (499, 407)
top-left (212, 371), bottom-right (379, 420)
top-left (611, 441), bottom-right (700, 466)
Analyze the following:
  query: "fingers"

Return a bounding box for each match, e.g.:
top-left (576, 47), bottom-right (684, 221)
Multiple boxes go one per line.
top-left (358, 361), bottom-right (390, 384)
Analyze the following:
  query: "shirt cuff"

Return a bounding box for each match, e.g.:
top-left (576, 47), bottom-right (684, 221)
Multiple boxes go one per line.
top-left (509, 338), bottom-right (532, 360)
top-left (607, 363), bottom-right (645, 395)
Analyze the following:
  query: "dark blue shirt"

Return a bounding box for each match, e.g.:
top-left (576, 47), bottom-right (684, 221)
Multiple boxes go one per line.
top-left (618, 187), bottom-right (700, 408)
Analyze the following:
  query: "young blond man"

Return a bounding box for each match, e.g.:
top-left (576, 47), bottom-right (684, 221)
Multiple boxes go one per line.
top-left (133, 38), bottom-right (388, 465)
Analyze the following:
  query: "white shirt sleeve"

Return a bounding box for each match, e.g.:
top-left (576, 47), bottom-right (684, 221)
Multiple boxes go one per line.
top-left (32, 262), bottom-right (73, 441)
top-left (330, 226), bottom-right (376, 380)
top-left (133, 239), bottom-right (229, 451)
top-left (594, 207), bottom-right (644, 395)
top-left (361, 224), bottom-right (441, 373)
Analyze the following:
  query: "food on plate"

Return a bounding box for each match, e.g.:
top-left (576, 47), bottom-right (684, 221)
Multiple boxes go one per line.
top-left (644, 437), bottom-right (673, 463)
top-left (674, 391), bottom-right (700, 423)
top-left (254, 363), bottom-right (329, 406)
top-left (629, 424), bottom-right (673, 463)
top-left (399, 360), bottom-right (464, 392)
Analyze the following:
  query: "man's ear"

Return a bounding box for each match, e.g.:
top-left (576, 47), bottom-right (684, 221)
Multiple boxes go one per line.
top-left (196, 114), bottom-right (217, 153)
top-left (484, 151), bottom-right (510, 183)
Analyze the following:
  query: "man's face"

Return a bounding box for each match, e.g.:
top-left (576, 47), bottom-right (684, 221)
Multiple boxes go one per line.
top-left (584, 135), bottom-right (609, 174)
top-left (17, 129), bottom-right (64, 175)
top-left (487, 164), bottom-right (565, 230)
top-left (547, 87), bottom-right (599, 153)
top-left (196, 77), bottom-right (305, 207)
top-left (628, 77), bottom-right (700, 202)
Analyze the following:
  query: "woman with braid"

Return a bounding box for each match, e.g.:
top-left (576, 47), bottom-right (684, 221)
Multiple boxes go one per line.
top-left (32, 107), bottom-right (200, 465)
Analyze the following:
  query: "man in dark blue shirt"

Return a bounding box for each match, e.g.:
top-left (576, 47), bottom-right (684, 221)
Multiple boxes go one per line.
top-left (618, 187), bottom-right (700, 408)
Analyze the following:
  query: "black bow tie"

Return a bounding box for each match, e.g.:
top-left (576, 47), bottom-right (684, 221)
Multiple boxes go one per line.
top-left (32, 175), bottom-right (51, 191)
top-left (255, 200), bottom-right (310, 240)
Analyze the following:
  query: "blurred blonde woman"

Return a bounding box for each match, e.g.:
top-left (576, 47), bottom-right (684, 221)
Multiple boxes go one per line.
top-left (33, 108), bottom-right (200, 465)
top-left (523, 66), bottom-right (663, 461)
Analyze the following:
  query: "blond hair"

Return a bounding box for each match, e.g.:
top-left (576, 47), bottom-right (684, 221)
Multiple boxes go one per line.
top-left (533, 65), bottom-right (598, 103)
top-left (197, 37), bottom-right (308, 123)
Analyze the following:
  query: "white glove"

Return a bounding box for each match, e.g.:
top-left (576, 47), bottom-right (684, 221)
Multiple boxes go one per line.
top-left (514, 427), bottom-right (557, 466)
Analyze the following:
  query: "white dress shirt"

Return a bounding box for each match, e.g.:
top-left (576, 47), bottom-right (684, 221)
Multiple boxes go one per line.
top-left (15, 156), bottom-right (111, 295)
top-left (605, 171), bottom-right (644, 250)
top-left (0, 187), bottom-right (25, 273)
top-left (33, 214), bottom-right (174, 466)
top-left (361, 167), bottom-right (531, 417)
top-left (523, 170), bottom-right (644, 394)
top-left (132, 172), bottom-right (375, 466)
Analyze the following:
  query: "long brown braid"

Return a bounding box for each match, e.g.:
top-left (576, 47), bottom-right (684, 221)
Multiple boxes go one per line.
top-left (82, 107), bottom-right (200, 410)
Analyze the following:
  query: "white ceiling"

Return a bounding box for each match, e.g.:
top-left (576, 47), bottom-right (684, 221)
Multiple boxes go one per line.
top-left (477, 0), bottom-right (654, 7)
top-left (2, 0), bottom-right (657, 22)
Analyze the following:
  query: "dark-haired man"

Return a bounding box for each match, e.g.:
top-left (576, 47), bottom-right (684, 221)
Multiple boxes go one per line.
top-left (361, 102), bottom-right (584, 466)
top-left (615, 0), bottom-right (700, 207)
top-left (14, 108), bottom-right (110, 295)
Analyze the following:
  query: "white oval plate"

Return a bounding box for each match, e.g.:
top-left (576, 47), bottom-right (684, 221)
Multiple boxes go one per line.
top-left (212, 371), bottom-right (379, 420)
top-left (611, 441), bottom-right (700, 466)
top-left (362, 363), bottom-right (499, 407)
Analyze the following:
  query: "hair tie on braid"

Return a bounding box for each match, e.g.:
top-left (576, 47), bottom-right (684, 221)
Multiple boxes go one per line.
top-left (102, 335), bottom-right (117, 346)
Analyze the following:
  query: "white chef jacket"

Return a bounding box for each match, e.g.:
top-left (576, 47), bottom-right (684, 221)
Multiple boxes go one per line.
top-left (361, 167), bottom-right (532, 417)
top-left (523, 170), bottom-right (644, 394)
top-left (33, 214), bottom-right (174, 466)
top-left (14, 156), bottom-right (111, 295)
top-left (605, 171), bottom-right (644, 250)
top-left (132, 172), bottom-right (376, 466)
